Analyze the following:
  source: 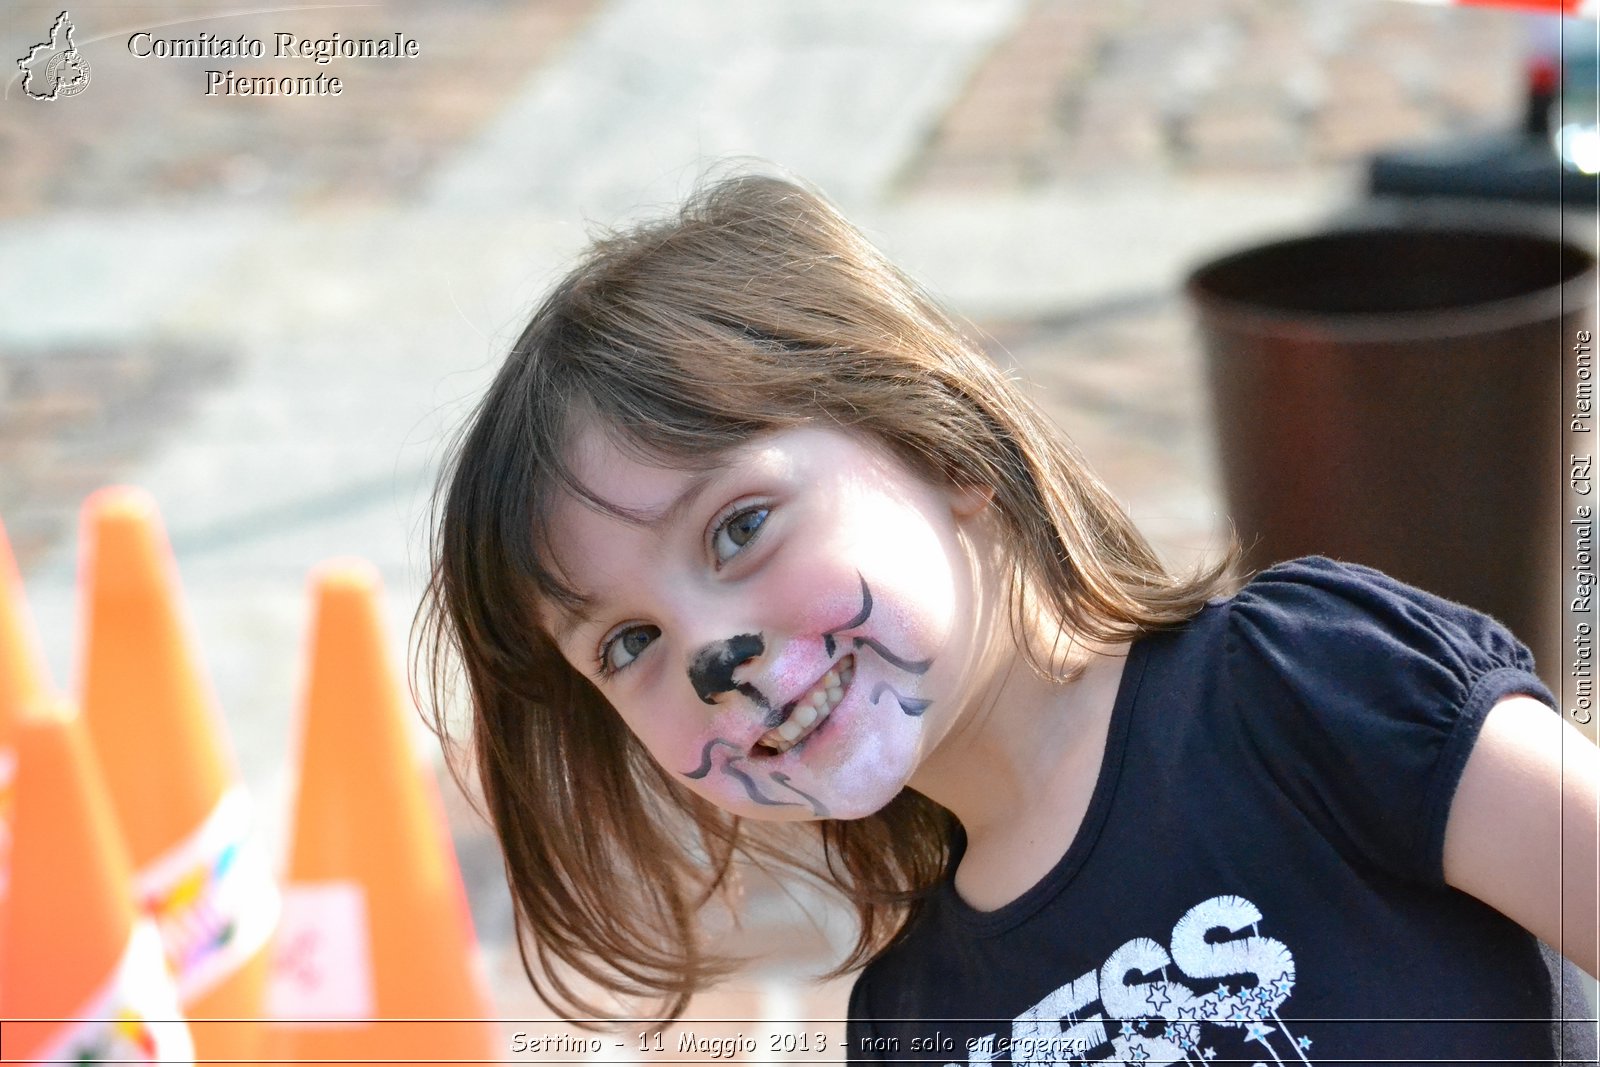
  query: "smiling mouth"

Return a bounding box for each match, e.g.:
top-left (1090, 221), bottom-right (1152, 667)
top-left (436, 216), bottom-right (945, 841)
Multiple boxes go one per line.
top-left (752, 654), bottom-right (855, 756)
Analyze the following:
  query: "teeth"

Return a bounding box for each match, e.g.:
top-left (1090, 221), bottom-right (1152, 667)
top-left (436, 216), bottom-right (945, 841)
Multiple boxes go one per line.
top-left (754, 655), bottom-right (854, 755)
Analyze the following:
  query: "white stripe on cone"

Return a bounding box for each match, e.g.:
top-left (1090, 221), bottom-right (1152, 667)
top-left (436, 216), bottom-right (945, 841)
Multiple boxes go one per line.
top-left (34, 921), bottom-right (195, 1064)
top-left (133, 785), bottom-right (279, 1003)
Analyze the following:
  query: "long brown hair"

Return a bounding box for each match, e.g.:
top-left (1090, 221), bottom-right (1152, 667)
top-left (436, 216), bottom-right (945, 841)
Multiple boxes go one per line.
top-left (416, 173), bottom-right (1237, 1023)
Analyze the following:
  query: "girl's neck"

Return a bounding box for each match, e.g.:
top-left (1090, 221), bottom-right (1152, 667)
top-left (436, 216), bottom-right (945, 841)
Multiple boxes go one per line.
top-left (921, 634), bottom-right (1130, 911)
top-left (922, 639), bottom-right (1126, 810)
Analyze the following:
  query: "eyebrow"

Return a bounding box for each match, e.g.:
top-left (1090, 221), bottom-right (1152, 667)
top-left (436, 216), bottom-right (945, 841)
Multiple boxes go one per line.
top-left (637, 462), bottom-right (728, 531)
top-left (551, 460), bottom-right (735, 646)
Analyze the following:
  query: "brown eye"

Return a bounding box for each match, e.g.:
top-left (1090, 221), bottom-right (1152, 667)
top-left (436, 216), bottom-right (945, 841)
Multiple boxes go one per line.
top-left (711, 506), bottom-right (769, 564)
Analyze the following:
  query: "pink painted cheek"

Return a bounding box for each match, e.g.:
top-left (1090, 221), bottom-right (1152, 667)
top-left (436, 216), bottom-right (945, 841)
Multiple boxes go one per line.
top-left (755, 576), bottom-right (881, 695)
top-left (673, 705), bottom-right (755, 771)
top-left (869, 594), bottom-right (951, 664)
top-left (763, 568), bottom-right (955, 689)
top-left (625, 701), bottom-right (726, 775)
top-left (808, 702), bottom-right (924, 819)
top-left (762, 641), bottom-right (833, 705)
top-left (666, 708), bottom-right (779, 816)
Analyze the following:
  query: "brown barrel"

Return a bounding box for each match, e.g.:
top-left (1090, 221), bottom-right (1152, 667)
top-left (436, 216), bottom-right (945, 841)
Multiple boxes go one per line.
top-left (1186, 227), bottom-right (1595, 688)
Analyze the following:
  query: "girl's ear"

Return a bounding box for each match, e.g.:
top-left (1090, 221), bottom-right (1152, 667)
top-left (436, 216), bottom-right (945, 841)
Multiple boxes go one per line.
top-left (947, 482), bottom-right (995, 520)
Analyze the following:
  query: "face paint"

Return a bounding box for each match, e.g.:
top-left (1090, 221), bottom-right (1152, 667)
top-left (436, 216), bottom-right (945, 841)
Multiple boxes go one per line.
top-left (768, 773), bottom-right (827, 814)
top-left (675, 576), bottom-right (937, 816)
top-left (680, 737), bottom-right (823, 814)
top-left (543, 425), bottom-right (982, 822)
top-left (850, 636), bottom-right (931, 675)
top-left (822, 574), bottom-right (873, 658)
top-left (687, 632), bottom-right (780, 725)
top-left (754, 574), bottom-right (933, 740)
top-left (871, 682), bottom-right (931, 716)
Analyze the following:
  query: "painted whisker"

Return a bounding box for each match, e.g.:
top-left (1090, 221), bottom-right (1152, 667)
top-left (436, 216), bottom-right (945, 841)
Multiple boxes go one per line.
top-left (822, 573), bottom-right (874, 657)
top-left (852, 635), bottom-right (931, 674)
top-left (723, 758), bottom-right (802, 807)
top-left (821, 574), bottom-right (932, 674)
top-left (770, 772), bottom-right (830, 818)
top-left (870, 682), bottom-right (932, 717)
top-left (682, 737), bottom-right (741, 780)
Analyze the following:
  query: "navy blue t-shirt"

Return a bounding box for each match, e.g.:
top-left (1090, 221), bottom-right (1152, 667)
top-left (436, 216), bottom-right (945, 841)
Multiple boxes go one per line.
top-left (848, 558), bottom-right (1593, 1065)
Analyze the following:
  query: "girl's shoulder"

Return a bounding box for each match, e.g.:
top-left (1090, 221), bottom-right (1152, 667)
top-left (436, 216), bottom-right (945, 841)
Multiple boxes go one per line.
top-left (1213, 554), bottom-right (1547, 701)
top-left (1180, 555), bottom-right (1555, 887)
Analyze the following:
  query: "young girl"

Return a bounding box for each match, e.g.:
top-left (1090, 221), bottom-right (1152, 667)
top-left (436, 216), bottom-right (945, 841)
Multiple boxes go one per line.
top-left (419, 174), bottom-right (1598, 1064)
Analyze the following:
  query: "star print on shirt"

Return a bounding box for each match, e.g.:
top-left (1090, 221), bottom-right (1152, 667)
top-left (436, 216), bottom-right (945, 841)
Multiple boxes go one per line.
top-left (1145, 983), bottom-right (1172, 1012)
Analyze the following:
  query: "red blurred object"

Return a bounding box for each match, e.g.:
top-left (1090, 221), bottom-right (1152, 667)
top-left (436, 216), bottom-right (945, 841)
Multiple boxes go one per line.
top-left (1459, 0), bottom-right (1586, 13)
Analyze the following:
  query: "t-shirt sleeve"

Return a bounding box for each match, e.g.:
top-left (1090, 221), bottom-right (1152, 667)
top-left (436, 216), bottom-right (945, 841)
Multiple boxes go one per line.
top-left (1224, 556), bottom-right (1557, 887)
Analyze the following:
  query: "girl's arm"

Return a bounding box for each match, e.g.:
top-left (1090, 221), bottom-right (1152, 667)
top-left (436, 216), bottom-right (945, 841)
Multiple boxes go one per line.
top-left (1443, 695), bottom-right (1599, 978)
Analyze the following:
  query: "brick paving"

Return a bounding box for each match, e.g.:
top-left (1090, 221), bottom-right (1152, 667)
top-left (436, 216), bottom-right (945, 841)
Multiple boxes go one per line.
top-left (0, 0), bottom-right (596, 559)
top-left (0, 339), bottom-right (232, 568)
top-left (0, 0), bottom-right (598, 217)
top-left (906, 0), bottom-right (1524, 192)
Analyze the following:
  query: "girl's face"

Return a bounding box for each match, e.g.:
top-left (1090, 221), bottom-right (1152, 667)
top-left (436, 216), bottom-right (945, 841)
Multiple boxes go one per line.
top-left (539, 423), bottom-right (991, 820)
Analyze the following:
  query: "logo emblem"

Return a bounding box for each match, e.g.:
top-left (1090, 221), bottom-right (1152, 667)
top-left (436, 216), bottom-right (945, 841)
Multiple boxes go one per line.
top-left (17, 11), bottom-right (91, 101)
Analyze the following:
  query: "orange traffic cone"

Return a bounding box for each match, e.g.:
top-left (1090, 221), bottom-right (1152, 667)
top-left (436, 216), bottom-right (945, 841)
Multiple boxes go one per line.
top-left (268, 559), bottom-right (496, 1060)
top-left (78, 487), bottom-right (277, 1061)
top-left (0, 516), bottom-right (50, 907)
top-left (0, 699), bottom-right (194, 1062)
top-left (0, 514), bottom-right (49, 721)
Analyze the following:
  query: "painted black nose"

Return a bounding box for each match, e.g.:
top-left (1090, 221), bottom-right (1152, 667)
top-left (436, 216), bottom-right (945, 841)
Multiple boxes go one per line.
top-left (688, 633), bottom-right (764, 705)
